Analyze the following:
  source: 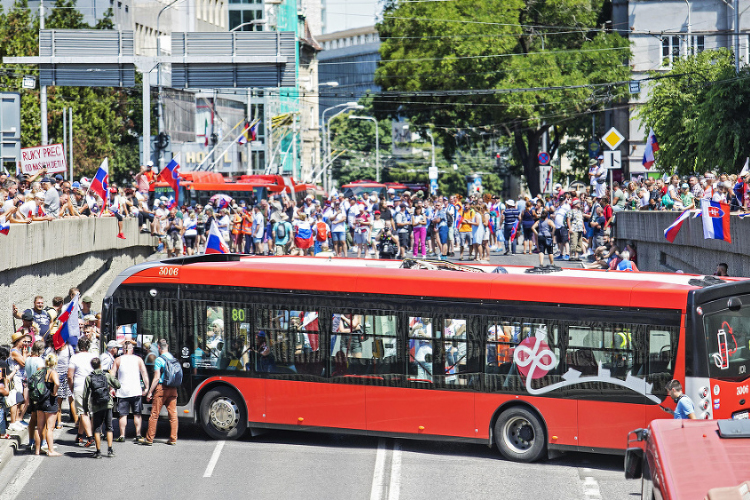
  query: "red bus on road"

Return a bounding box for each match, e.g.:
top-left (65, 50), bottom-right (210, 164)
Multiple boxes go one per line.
top-left (154, 173), bottom-right (311, 206)
top-left (101, 257), bottom-right (750, 462)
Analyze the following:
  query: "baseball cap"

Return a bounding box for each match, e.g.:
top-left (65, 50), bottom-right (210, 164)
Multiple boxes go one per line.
top-left (72, 181), bottom-right (81, 189)
top-left (54, 174), bottom-right (64, 181)
top-left (146, 161), bottom-right (154, 167)
top-left (681, 183), bottom-right (689, 189)
top-left (106, 340), bottom-right (120, 349)
top-left (41, 177), bottom-right (53, 183)
top-left (373, 210), bottom-right (381, 215)
top-left (81, 295), bottom-right (93, 303)
top-left (597, 154), bottom-right (604, 160)
top-left (387, 188), bottom-right (395, 194)
top-left (21, 311), bottom-right (34, 321)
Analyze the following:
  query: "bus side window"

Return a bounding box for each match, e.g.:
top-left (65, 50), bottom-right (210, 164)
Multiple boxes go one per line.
top-left (485, 320), bottom-right (517, 375)
top-left (647, 327), bottom-right (677, 394)
top-left (290, 310), bottom-right (324, 376)
top-left (408, 316), bottom-right (437, 384)
top-left (444, 318), bottom-right (468, 386)
top-left (254, 309), bottom-right (297, 374)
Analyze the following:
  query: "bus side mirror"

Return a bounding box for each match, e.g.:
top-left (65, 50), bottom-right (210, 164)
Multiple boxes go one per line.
top-left (624, 447), bottom-right (644, 479)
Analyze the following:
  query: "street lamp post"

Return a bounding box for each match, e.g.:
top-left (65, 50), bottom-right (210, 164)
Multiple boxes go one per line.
top-left (321, 102), bottom-right (362, 191)
top-left (349, 115), bottom-right (380, 183)
top-left (426, 129), bottom-right (435, 170)
top-left (156, 0), bottom-right (184, 169)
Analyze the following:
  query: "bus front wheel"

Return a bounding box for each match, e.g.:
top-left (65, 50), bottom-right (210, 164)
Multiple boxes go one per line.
top-left (200, 387), bottom-right (247, 440)
top-left (494, 407), bottom-right (545, 462)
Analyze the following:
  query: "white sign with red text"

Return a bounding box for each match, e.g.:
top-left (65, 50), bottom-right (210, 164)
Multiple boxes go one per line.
top-left (20, 144), bottom-right (67, 175)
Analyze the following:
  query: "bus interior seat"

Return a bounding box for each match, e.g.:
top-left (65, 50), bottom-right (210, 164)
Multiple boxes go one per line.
top-left (566, 348), bottom-right (598, 376)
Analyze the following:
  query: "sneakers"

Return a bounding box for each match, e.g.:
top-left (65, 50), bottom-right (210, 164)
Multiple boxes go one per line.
top-left (114, 436), bottom-right (125, 443)
top-left (92, 450), bottom-right (102, 459)
top-left (134, 436), bottom-right (143, 443)
top-left (141, 440), bottom-right (153, 446)
top-left (563, 255), bottom-right (570, 261)
top-left (107, 447), bottom-right (115, 457)
top-left (84, 437), bottom-right (95, 448)
top-left (554, 255), bottom-right (565, 261)
top-left (166, 441), bottom-right (177, 446)
top-left (8, 422), bottom-right (24, 432)
top-left (117, 233), bottom-right (126, 240)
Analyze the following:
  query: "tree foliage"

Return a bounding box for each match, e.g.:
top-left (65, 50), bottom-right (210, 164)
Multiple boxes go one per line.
top-left (375, 0), bottom-right (631, 194)
top-left (637, 49), bottom-right (750, 175)
top-left (0, 0), bottom-right (144, 182)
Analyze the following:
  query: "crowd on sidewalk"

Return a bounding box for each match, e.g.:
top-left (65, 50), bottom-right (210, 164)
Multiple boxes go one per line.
top-left (1, 289), bottom-right (180, 458)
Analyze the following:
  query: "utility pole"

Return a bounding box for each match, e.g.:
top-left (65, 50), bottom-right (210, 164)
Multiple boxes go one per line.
top-left (40, 0), bottom-right (47, 146)
top-left (735, 0), bottom-right (741, 73)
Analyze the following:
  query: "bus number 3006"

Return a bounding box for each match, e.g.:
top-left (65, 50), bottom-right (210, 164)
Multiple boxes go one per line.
top-left (158, 267), bottom-right (179, 277)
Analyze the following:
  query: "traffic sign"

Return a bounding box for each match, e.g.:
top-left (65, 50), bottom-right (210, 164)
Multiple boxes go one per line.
top-left (602, 127), bottom-right (625, 150)
top-left (538, 151), bottom-right (550, 165)
top-left (603, 150), bottom-right (621, 169)
top-left (588, 139), bottom-right (600, 159)
top-left (428, 166), bottom-right (438, 180)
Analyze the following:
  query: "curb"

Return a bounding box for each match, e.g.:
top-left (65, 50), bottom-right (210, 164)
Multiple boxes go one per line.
top-left (0, 426), bottom-right (28, 474)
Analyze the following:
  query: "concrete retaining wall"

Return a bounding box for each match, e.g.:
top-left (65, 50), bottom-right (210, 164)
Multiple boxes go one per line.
top-left (614, 211), bottom-right (750, 276)
top-left (0, 218), bottom-right (159, 344)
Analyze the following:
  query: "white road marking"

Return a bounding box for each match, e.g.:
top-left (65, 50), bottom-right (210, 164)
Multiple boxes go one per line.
top-left (203, 440), bottom-right (226, 478)
top-left (582, 476), bottom-right (603, 500)
top-left (370, 439), bottom-right (387, 500)
top-left (386, 442), bottom-right (402, 500)
top-left (0, 455), bottom-right (44, 500)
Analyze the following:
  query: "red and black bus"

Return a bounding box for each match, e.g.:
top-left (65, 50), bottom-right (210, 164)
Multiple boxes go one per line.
top-left (101, 256), bottom-right (750, 462)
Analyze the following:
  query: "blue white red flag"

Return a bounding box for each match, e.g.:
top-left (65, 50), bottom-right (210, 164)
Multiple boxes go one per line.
top-left (642, 128), bottom-right (659, 169)
top-left (663, 209), bottom-right (691, 243)
top-left (205, 219), bottom-right (229, 254)
top-left (167, 196), bottom-right (176, 210)
top-left (509, 219), bottom-right (519, 242)
top-left (53, 294), bottom-right (80, 349)
top-left (237, 119), bottom-right (259, 145)
top-left (701, 199), bottom-right (732, 243)
top-left (0, 216), bottom-right (9, 235)
top-left (157, 156), bottom-right (181, 205)
top-left (89, 158), bottom-right (109, 200)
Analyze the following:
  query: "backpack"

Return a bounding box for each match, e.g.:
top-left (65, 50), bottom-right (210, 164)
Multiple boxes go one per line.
top-left (89, 372), bottom-right (111, 405)
top-left (316, 221), bottom-right (328, 242)
top-left (446, 209), bottom-right (454, 228)
top-left (160, 354), bottom-right (183, 387)
top-left (29, 368), bottom-right (51, 404)
top-left (276, 222), bottom-right (287, 240)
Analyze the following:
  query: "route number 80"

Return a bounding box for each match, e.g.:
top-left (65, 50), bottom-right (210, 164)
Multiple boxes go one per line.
top-left (231, 309), bottom-right (246, 321)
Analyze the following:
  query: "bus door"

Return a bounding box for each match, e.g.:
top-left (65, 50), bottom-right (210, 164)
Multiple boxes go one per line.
top-left (186, 300), bottom-right (266, 423)
top-left (567, 323), bottom-right (647, 451)
top-left (366, 314), bottom-right (476, 438)
top-left (257, 308), bottom-right (367, 430)
top-left (111, 292), bottom-right (188, 406)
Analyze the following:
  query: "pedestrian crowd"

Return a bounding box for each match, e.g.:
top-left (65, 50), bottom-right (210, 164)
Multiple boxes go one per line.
top-left (1, 288), bottom-right (180, 458)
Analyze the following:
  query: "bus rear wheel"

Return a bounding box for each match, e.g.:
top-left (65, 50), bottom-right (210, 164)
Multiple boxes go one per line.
top-left (200, 387), bottom-right (247, 440)
top-left (494, 407), bottom-right (545, 462)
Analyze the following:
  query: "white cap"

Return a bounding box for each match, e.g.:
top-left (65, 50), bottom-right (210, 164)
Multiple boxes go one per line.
top-left (506, 199), bottom-right (515, 207)
top-left (387, 188), bottom-right (395, 194)
top-left (146, 161), bottom-right (154, 167)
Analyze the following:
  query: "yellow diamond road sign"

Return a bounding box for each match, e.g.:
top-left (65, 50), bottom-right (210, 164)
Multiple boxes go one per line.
top-left (602, 127), bottom-right (625, 150)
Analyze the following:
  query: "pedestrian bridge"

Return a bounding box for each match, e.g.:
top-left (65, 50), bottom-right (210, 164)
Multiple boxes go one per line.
top-left (1, 218), bottom-right (156, 343)
top-left (614, 211), bottom-right (750, 276)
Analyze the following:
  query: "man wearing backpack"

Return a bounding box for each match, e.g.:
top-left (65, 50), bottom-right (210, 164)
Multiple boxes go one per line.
top-left (272, 214), bottom-right (292, 256)
top-left (143, 339), bottom-right (180, 446)
top-left (313, 212), bottom-right (330, 255)
top-left (82, 357), bottom-right (121, 458)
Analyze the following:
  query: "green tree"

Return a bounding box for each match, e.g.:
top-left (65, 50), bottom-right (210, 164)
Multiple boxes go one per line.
top-left (637, 49), bottom-right (750, 175)
top-left (375, 0), bottom-right (631, 194)
top-left (0, 0), bottom-right (145, 181)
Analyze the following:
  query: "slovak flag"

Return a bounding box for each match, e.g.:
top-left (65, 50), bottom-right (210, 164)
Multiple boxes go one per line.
top-left (205, 219), bottom-right (229, 254)
top-left (167, 196), bottom-right (176, 210)
top-left (664, 209), bottom-right (691, 243)
top-left (89, 158), bottom-right (109, 200)
top-left (158, 156), bottom-right (181, 205)
top-left (701, 199), bottom-right (732, 243)
top-left (0, 216), bottom-right (9, 235)
top-left (509, 219), bottom-right (520, 241)
top-left (642, 128), bottom-right (660, 169)
top-left (53, 294), bottom-right (81, 349)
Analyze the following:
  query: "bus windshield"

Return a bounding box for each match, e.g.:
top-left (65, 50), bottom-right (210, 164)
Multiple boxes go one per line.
top-left (342, 185), bottom-right (386, 199)
top-left (703, 309), bottom-right (750, 381)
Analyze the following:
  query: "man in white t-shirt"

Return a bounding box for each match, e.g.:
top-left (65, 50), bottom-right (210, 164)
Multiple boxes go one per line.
top-left (252, 205), bottom-right (265, 255)
top-left (68, 336), bottom-right (97, 447)
top-left (330, 205), bottom-right (347, 257)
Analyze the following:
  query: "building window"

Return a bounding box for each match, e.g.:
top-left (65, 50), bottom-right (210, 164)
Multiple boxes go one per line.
top-left (692, 35), bottom-right (705, 55)
top-left (228, 6), bottom-right (264, 31)
top-left (662, 35), bottom-right (680, 66)
top-left (124, 4), bottom-right (128, 11)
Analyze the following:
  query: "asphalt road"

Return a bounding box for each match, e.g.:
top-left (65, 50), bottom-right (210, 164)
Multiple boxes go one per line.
top-left (0, 419), bottom-right (638, 500)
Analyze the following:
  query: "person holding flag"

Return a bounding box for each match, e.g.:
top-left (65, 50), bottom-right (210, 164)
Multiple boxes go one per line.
top-left (53, 294), bottom-right (81, 350)
top-left (157, 156), bottom-right (181, 207)
top-left (701, 198), bottom-right (732, 243)
top-left (88, 158), bottom-right (109, 201)
top-left (205, 219), bottom-right (230, 254)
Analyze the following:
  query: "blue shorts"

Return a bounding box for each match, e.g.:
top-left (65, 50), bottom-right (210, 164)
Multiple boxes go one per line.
top-left (331, 232), bottom-right (345, 242)
top-left (438, 226), bottom-right (449, 244)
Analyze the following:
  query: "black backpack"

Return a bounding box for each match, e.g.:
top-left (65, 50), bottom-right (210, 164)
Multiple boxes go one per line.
top-left (161, 355), bottom-right (183, 387)
top-left (276, 222), bottom-right (286, 240)
top-left (89, 372), bottom-right (110, 405)
top-left (29, 368), bottom-right (51, 404)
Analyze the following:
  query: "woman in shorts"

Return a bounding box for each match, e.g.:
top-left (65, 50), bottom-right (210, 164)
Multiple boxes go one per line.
top-left (34, 354), bottom-right (61, 456)
top-left (532, 210), bottom-right (556, 267)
